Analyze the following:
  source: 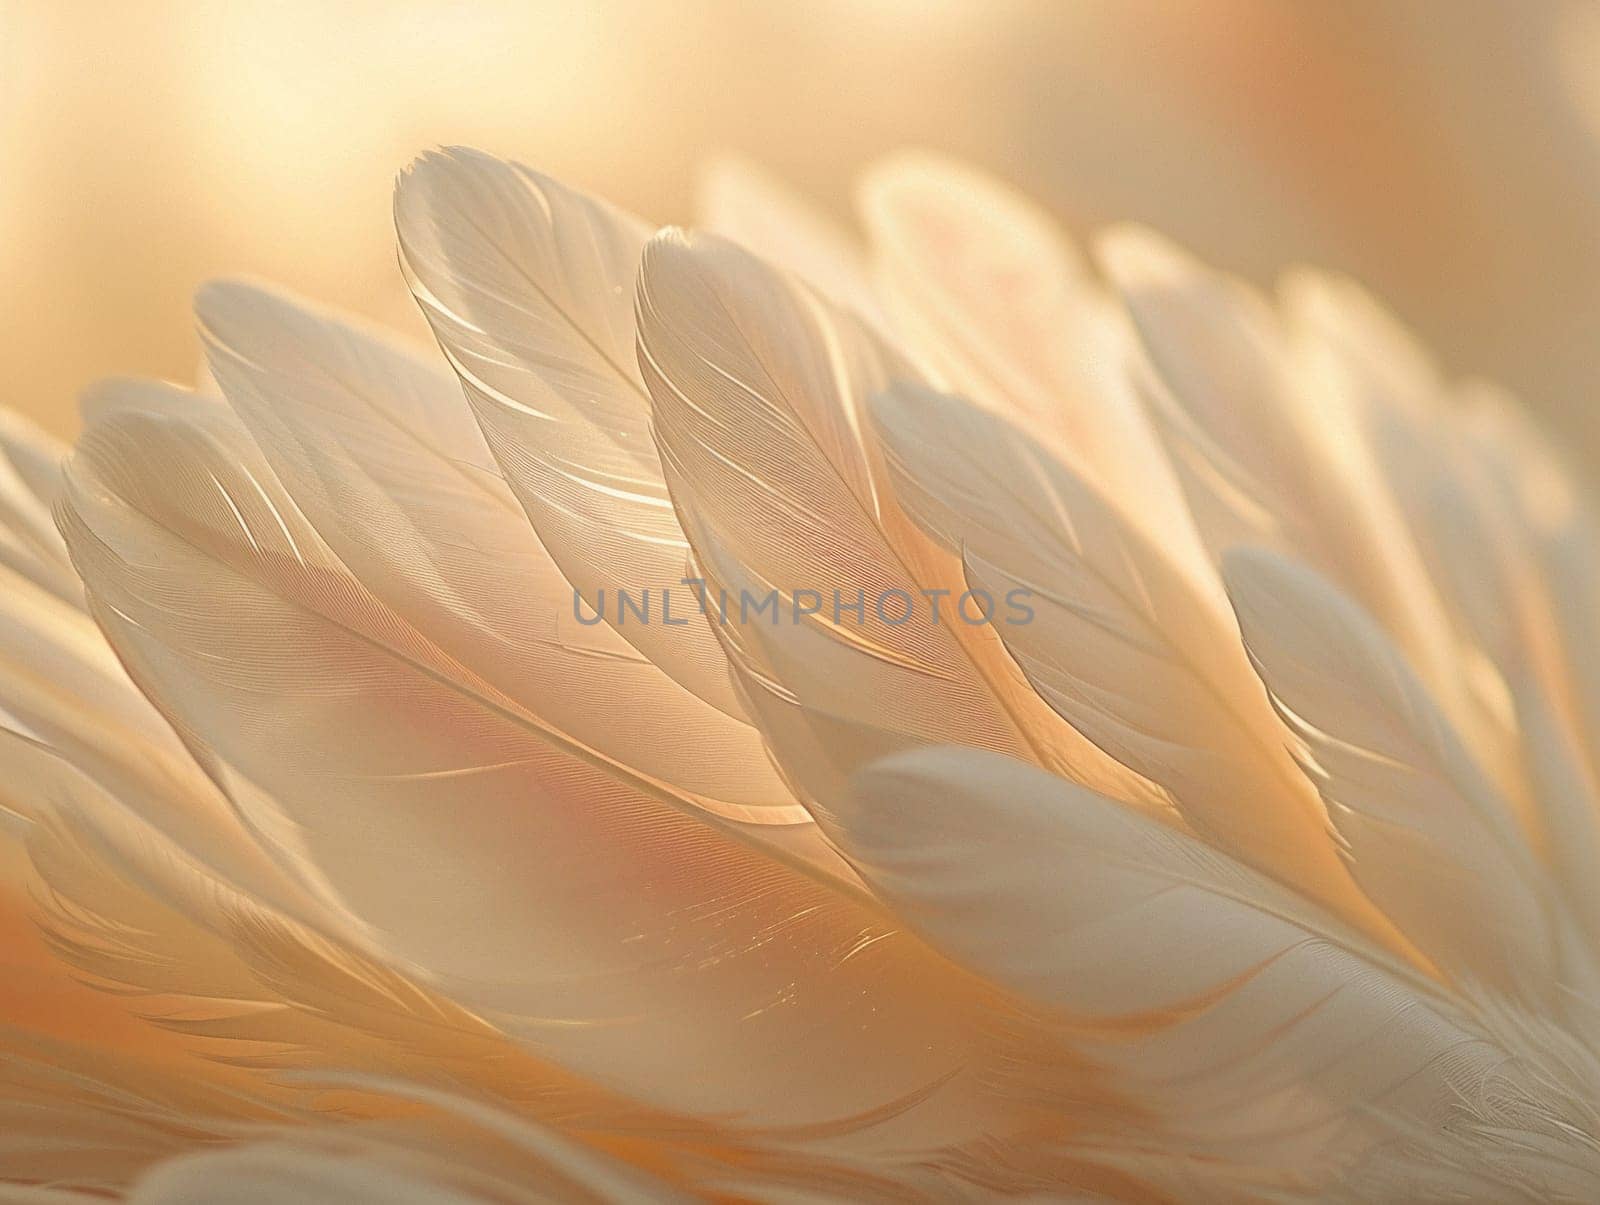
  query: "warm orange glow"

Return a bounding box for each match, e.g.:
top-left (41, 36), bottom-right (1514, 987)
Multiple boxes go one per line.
top-left (7, 2), bottom-right (1600, 466)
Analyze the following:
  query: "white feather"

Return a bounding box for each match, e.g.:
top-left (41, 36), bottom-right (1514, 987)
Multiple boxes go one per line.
top-left (1223, 546), bottom-right (1557, 999)
top-left (871, 381), bottom-right (1406, 945)
top-left (56, 396), bottom-right (988, 1134)
top-left (395, 148), bottom-right (745, 719)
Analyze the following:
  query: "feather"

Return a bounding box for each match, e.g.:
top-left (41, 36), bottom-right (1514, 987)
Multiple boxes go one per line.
top-left (1379, 395), bottom-right (1536, 678)
top-left (1222, 546), bottom-right (1556, 999)
top-left (6, 735), bottom-right (962, 1198)
top-left (0, 1023), bottom-right (293, 1193)
top-left (635, 227), bottom-right (1157, 808)
top-left (0, 1188), bottom-right (108, 1202)
top-left (196, 278), bottom-right (811, 829)
top-left (4, 730), bottom-right (614, 1109)
top-left (0, 546), bottom-right (305, 925)
top-left (1514, 676), bottom-right (1600, 986)
top-left (0, 730), bottom-right (333, 1077)
top-left (1439, 390), bottom-right (1600, 958)
top-left (1280, 268), bottom-right (1443, 421)
top-left (394, 147), bottom-right (743, 719)
top-left (11, 140), bottom-right (1600, 1198)
top-left (1268, 279), bottom-right (1579, 885)
top-left (1452, 385), bottom-right (1599, 751)
top-left (124, 1076), bottom-right (694, 1205)
top-left (1098, 231), bottom-right (1461, 705)
top-left (699, 155), bottom-right (883, 324)
top-left (56, 397), bottom-right (988, 1134)
top-left (870, 381), bottom-right (1406, 946)
top-left (0, 407), bottom-right (80, 606)
top-left (129, 1148), bottom-right (504, 1205)
top-left (858, 153), bottom-right (1211, 601)
top-left (846, 747), bottom-right (1598, 1197)
top-left (1350, 372), bottom-right (1588, 855)
top-left (1545, 522), bottom-right (1600, 797)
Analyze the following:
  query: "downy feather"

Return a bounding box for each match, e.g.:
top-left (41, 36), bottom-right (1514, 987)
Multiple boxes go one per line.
top-left (848, 746), bottom-right (1600, 1200)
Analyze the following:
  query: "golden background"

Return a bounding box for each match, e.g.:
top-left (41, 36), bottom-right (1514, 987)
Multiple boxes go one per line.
top-left (6, 1), bottom-right (1600, 458)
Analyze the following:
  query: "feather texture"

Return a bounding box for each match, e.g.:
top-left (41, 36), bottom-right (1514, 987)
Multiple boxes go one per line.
top-left (395, 147), bottom-right (745, 719)
top-left (871, 381), bottom-right (1408, 947)
top-left (3, 143), bottom-right (1600, 1199)
top-left (1224, 547), bottom-right (1557, 998)
top-left (197, 278), bottom-right (810, 829)
top-left (858, 154), bottom-right (1211, 600)
top-left (57, 396), bottom-right (987, 1133)
top-left (848, 747), bottom-right (1600, 1199)
top-left (636, 227), bottom-right (1162, 810)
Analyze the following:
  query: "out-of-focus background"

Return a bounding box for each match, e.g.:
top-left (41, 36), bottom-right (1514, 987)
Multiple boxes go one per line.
top-left (5, 1), bottom-right (1600, 457)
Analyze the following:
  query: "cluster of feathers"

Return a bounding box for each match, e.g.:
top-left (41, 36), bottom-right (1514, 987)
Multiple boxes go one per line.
top-left (3, 146), bottom-right (1600, 1202)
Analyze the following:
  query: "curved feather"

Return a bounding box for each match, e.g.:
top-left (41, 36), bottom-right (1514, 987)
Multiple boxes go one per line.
top-left (126, 1121), bottom-right (681, 1205)
top-left (1284, 270), bottom-right (1551, 826)
top-left (1223, 547), bottom-right (1556, 999)
top-left (394, 147), bottom-right (744, 719)
top-left (0, 1006), bottom-right (300, 1194)
top-left (56, 398), bottom-right (987, 1134)
top-left (1359, 376), bottom-right (1582, 848)
top-left (1543, 522), bottom-right (1600, 854)
top-left (847, 747), bottom-right (1598, 1198)
top-left (4, 732), bottom-right (654, 1117)
top-left (0, 407), bottom-right (79, 606)
top-left (125, 1072), bottom-right (701, 1204)
top-left (871, 381), bottom-right (1408, 944)
top-left (196, 279), bottom-right (811, 829)
top-left (635, 228), bottom-right (1157, 808)
top-left (7, 732), bottom-right (968, 1198)
top-left (858, 153), bottom-right (1211, 601)
top-left (1444, 390), bottom-right (1600, 955)
top-left (699, 155), bottom-right (882, 323)
top-left (0, 547), bottom-right (314, 929)
top-left (1098, 231), bottom-right (1461, 704)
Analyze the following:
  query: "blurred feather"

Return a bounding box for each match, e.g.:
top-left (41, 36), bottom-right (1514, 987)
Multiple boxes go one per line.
top-left (858, 155), bottom-right (1210, 599)
top-left (1100, 232), bottom-right (1464, 708)
top-left (0, 409), bottom-right (79, 606)
top-left (700, 155), bottom-right (882, 325)
top-left (1223, 547), bottom-right (1556, 999)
